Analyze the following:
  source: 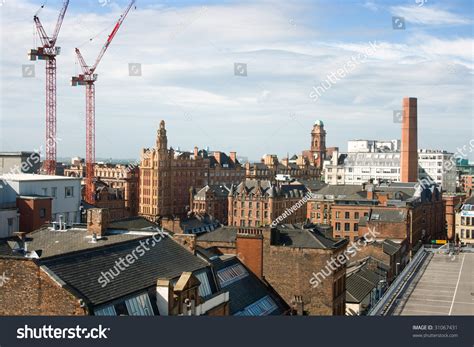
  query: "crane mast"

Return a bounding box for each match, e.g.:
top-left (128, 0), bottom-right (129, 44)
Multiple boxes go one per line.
top-left (71, 0), bottom-right (135, 204)
top-left (29, 0), bottom-right (70, 175)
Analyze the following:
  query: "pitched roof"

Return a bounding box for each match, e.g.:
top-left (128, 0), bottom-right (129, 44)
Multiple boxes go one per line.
top-left (369, 208), bottom-right (407, 223)
top-left (311, 185), bottom-right (365, 199)
top-left (231, 179), bottom-right (308, 199)
top-left (2, 227), bottom-right (149, 259)
top-left (108, 217), bottom-right (158, 230)
top-left (209, 256), bottom-right (287, 315)
top-left (382, 239), bottom-right (402, 255)
top-left (346, 260), bottom-right (388, 303)
top-left (41, 236), bottom-right (209, 306)
top-left (273, 224), bottom-right (347, 250)
top-left (194, 184), bottom-right (231, 199)
top-left (197, 226), bottom-right (237, 243)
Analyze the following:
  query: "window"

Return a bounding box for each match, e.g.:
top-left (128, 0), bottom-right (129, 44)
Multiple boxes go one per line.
top-left (335, 222), bottom-right (341, 231)
top-left (65, 186), bottom-right (74, 198)
top-left (345, 212), bottom-right (350, 219)
top-left (234, 296), bottom-right (278, 316)
top-left (124, 293), bottom-right (154, 316)
top-left (354, 223), bottom-right (359, 232)
top-left (7, 218), bottom-right (13, 226)
top-left (344, 223), bottom-right (350, 232)
top-left (336, 211), bottom-right (341, 218)
top-left (51, 187), bottom-right (57, 198)
top-left (41, 188), bottom-right (47, 196)
top-left (217, 264), bottom-right (248, 287)
top-left (354, 212), bottom-right (359, 219)
top-left (39, 208), bottom-right (46, 218)
top-left (94, 305), bottom-right (117, 316)
top-left (195, 271), bottom-right (212, 298)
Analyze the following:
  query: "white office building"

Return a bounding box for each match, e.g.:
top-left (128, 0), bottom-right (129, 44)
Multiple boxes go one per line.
top-left (0, 174), bottom-right (81, 226)
top-left (0, 186), bottom-right (19, 238)
top-left (324, 140), bottom-right (456, 192)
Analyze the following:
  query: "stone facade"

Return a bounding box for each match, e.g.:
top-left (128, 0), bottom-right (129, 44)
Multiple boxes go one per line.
top-left (139, 121), bottom-right (244, 221)
top-left (227, 179), bottom-right (308, 227)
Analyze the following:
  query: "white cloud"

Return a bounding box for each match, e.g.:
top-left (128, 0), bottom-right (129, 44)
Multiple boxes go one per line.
top-left (0, 0), bottom-right (472, 161)
top-left (390, 5), bottom-right (472, 26)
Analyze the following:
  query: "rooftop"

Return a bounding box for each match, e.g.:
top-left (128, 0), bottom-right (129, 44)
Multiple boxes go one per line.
top-left (0, 173), bottom-right (80, 182)
top-left (209, 256), bottom-right (288, 315)
top-left (1, 227), bottom-right (154, 259)
top-left (273, 224), bottom-right (347, 250)
top-left (41, 236), bottom-right (210, 306)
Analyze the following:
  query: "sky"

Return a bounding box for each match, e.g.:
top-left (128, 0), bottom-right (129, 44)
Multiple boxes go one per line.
top-left (0, 0), bottom-right (473, 162)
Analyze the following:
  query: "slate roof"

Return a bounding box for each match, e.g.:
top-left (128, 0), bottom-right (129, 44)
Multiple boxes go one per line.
top-left (41, 236), bottom-right (209, 306)
top-left (382, 239), bottom-right (402, 256)
top-left (108, 217), bottom-right (159, 230)
top-left (209, 256), bottom-right (288, 315)
top-left (1, 227), bottom-right (148, 259)
top-left (194, 184), bottom-right (231, 199)
top-left (369, 208), bottom-right (407, 223)
top-left (295, 179), bottom-right (327, 192)
top-left (197, 226), bottom-right (237, 243)
top-left (231, 179), bottom-right (308, 198)
top-left (346, 260), bottom-right (388, 303)
top-left (311, 185), bottom-right (365, 199)
top-left (463, 195), bottom-right (474, 205)
top-left (273, 224), bottom-right (347, 250)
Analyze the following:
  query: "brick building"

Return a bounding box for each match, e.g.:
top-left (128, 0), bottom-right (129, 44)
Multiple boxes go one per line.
top-left (16, 195), bottom-right (52, 233)
top-left (245, 154), bottom-right (320, 181)
top-left (227, 179), bottom-right (309, 227)
top-left (443, 194), bottom-right (466, 240)
top-left (139, 121), bottom-right (244, 222)
top-left (0, 209), bottom-right (230, 316)
top-left (92, 181), bottom-right (127, 221)
top-left (65, 162), bottom-right (139, 217)
top-left (196, 225), bottom-right (348, 315)
top-left (191, 184), bottom-right (230, 224)
top-left (460, 174), bottom-right (473, 196)
top-left (455, 195), bottom-right (474, 244)
top-left (307, 182), bottom-right (445, 254)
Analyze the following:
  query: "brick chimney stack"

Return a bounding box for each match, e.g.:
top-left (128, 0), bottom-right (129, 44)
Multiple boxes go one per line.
top-left (229, 151), bottom-right (237, 163)
top-left (213, 151), bottom-right (221, 164)
top-left (400, 97), bottom-right (418, 183)
top-left (87, 208), bottom-right (110, 237)
top-left (236, 228), bottom-right (263, 279)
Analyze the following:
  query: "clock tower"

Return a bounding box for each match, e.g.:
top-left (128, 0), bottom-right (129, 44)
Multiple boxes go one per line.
top-left (311, 120), bottom-right (326, 169)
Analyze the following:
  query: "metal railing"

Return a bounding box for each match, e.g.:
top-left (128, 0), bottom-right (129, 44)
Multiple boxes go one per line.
top-left (367, 246), bottom-right (428, 316)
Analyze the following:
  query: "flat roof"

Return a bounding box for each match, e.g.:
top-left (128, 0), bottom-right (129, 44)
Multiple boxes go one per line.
top-left (0, 173), bottom-right (80, 182)
top-left (397, 253), bottom-right (473, 316)
top-left (0, 152), bottom-right (37, 156)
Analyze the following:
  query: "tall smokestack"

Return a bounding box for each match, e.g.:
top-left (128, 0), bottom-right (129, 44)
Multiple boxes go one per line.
top-left (400, 97), bottom-right (418, 182)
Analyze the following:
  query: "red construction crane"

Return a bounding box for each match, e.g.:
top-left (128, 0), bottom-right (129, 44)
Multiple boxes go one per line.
top-left (71, 0), bottom-right (135, 204)
top-left (29, 0), bottom-right (70, 175)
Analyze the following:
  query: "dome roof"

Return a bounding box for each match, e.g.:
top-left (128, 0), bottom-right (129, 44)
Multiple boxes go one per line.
top-left (314, 120), bottom-right (324, 126)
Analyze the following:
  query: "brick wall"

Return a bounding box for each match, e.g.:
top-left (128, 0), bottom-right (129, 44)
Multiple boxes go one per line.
top-left (0, 258), bottom-right (85, 315)
top-left (261, 231), bottom-right (346, 316)
top-left (16, 197), bottom-right (52, 233)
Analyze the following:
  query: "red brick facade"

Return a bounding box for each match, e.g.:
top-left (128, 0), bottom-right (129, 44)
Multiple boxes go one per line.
top-left (0, 258), bottom-right (85, 315)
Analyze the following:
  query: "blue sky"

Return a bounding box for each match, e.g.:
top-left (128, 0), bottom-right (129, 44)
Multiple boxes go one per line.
top-left (0, 0), bottom-right (472, 161)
